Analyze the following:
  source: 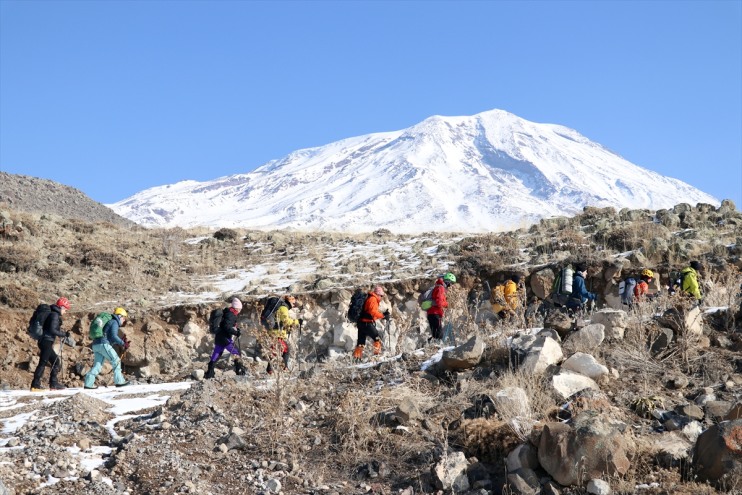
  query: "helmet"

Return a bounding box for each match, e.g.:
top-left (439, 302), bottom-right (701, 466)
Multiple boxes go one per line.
top-left (56, 297), bottom-right (71, 310)
top-left (641, 269), bottom-right (654, 279)
top-left (374, 285), bottom-right (385, 297)
top-left (443, 273), bottom-right (456, 284)
top-left (113, 307), bottom-right (128, 317)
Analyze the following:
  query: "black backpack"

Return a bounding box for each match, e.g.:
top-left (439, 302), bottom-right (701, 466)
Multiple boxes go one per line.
top-left (208, 308), bottom-right (223, 334)
top-left (347, 290), bottom-right (368, 323)
top-left (28, 304), bottom-right (52, 341)
top-left (260, 296), bottom-right (283, 330)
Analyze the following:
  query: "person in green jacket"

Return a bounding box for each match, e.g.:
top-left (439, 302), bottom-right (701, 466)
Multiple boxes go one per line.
top-left (680, 261), bottom-right (703, 301)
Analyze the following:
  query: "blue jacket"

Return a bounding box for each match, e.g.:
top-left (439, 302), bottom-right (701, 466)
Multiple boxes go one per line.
top-left (92, 315), bottom-right (126, 346)
top-left (569, 273), bottom-right (596, 305)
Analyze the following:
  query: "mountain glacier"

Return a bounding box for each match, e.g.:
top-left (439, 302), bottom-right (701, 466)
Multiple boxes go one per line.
top-left (110, 109), bottom-right (719, 233)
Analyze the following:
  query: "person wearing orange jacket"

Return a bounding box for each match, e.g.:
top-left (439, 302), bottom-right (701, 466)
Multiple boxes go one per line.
top-left (427, 272), bottom-right (456, 341)
top-left (352, 286), bottom-right (389, 360)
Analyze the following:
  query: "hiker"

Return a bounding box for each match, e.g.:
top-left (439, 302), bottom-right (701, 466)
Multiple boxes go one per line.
top-left (30, 297), bottom-right (71, 391)
top-left (352, 285), bottom-right (390, 360)
top-left (680, 261), bottom-right (703, 302)
top-left (266, 295), bottom-right (301, 374)
top-left (84, 307), bottom-right (130, 389)
top-left (566, 263), bottom-right (596, 312)
top-left (634, 269), bottom-right (655, 302)
top-left (205, 298), bottom-right (246, 379)
top-left (427, 272), bottom-right (456, 341)
top-left (492, 275), bottom-right (521, 319)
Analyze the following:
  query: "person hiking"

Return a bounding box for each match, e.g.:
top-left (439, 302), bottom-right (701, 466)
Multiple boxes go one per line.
top-left (634, 269), bottom-right (655, 302)
top-left (427, 272), bottom-right (456, 342)
top-left (205, 298), bottom-right (247, 379)
top-left (266, 295), bottom-right (301, 374)
top-left (30, 297), bottom-right (71, 391)
top-left (566, 263), bottom-right (596, 312)
top-left (680, 261), bottom-right (703, 302)
top-left (352, 285), bottom-right (389, 360)
top-left (84, 307), bottom-right (130, 389)
top-left (492, 275), bottom-right (521, 319)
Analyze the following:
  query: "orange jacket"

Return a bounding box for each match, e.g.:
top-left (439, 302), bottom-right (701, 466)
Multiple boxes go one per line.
top-left (359, 292), bottom-right (384, 323)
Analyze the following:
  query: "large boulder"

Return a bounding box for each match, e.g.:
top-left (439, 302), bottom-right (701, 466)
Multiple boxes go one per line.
top-left (552, 370), bottom-right (599, 399)
top-left (521, 336), bottom-right (563, 375)
top-left (441, 335), bottom-right (485, 371)
top-left (538, 414), bottom-right (631, 486)
top-left (590, 309), bottom-right (629, 340)
top-left (561, 352), bottom-right (609, 380)
top-left (692, 419), bottom-right (742, 483)
top-left (433, 451), bottom-right (469, 491)
top-left (563, 323), bottom-right (605, 355)
top-left (530, 267), bottom-right (555, 300)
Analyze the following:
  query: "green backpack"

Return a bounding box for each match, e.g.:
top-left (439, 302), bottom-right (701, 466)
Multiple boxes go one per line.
top-left (89, 312), bottom-right (114, 340)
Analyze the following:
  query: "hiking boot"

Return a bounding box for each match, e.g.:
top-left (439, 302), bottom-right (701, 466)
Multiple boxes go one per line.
top-left (234, 361), bottom-right (247, 376)
top-left (352, 345), bottom-right (364, 360)
top-left (84, 385), bottom-right (98, 390)
top-left (49, 382), bottom-right (66, 390)
top-left (30, 383), bottom-right (46, 392)
top-left (372, 340), bottom-right (382, 356)
top-left (115, 381), bottom-right (130, 387)
top-left (204, 361), bottom-right (216, 379)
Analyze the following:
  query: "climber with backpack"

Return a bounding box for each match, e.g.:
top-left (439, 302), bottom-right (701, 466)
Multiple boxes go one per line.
top-left (205, 298), bottom-right (247, 379)
top-left (264, 295), bottom-right (301, 374)
top-left (84, 307), bottom-right (130, 389)
top-left (680, 261), bottom-right (704, 302)
top-left (352, 285), bottom-right (389, 360)
top-left (427, 272), bottom-right (456, 343)
top-left (30, 297), bottom-right (72, 391)
top-left (491, 275), bottom-right (521, 319)
top-left (566, 263), bottom-right (596, 312)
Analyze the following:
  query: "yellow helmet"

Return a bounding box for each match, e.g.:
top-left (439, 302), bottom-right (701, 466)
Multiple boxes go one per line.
top-left (641, 269), bottom-right (654, 279)
top-left (114, 307), bottom-right (128, 318)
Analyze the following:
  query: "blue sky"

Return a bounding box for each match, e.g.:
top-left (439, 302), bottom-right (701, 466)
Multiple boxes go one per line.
top-left (1, 0), bottom-right (740, 206)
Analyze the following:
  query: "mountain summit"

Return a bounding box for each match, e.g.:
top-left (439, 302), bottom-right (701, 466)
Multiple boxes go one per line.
top-left (110, 109), bottom-right (718, 233)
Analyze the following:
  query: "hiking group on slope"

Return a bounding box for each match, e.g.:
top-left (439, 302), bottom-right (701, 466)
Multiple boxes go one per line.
top-left (28, 260), bottom-right (708, 388)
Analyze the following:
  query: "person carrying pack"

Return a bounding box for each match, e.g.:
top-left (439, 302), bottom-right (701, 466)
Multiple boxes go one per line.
top-left (27, 304), bottom-right (52, 341)
top-left (491, 275), bottom-right (521, 319)
top-left (205, 298), bottom-right (246, 379)
top-left (566, 263), bottom-right (596, 312)
top-left (619, 276), bottom-right (638, 307)
top-left (30, 297), bottom-right (72, 391)
top-left (426, 272), bottom-right (456, 343)
top-left (83, 307), bottom-right (131, 389)
top-left (352, 285), bottom-right (389, 360)
top-left (550, 265), bottom-right (574, 306)
top-left (680, 261), bottom-right (703, 302)
top-left (265, 295), bottom-right (301, 374)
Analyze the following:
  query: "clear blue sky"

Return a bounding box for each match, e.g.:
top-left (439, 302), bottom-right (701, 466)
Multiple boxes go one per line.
top-left (1, 0), bottom-right (740, 206)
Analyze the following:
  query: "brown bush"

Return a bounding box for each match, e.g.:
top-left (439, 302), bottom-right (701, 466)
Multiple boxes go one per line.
top-left (62, 219), bottom-right (95, 234)
top-left (65, 243), bottom-right (128, 271)
top-left (36, 264), bottom-right (70, 282)
top-left (213, 228), bottom-right (239, 241)
top-left (0, 283), bottom-right (39, 309)
top-left (0, 245), bottom-right (40, 273)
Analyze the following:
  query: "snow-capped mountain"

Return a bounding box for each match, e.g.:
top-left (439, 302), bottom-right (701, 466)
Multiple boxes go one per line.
top-left (110, 109), bottom-right (719, 233)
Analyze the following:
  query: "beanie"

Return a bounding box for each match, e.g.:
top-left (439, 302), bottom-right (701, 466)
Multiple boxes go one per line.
top-left (511, 275), bottom-right (521, 284)
top-left (574, 263), bottom-right (587, 273)
top-left (231, 298), bottom-right (243, 311)
top-left (690, 261), bottom-right (702, 271)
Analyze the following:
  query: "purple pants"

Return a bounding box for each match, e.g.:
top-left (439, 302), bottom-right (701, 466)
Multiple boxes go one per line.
top-left (210, 340), bottom-right (239, 362)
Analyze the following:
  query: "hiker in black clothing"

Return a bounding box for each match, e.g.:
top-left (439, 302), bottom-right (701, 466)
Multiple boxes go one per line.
top-left (31, 297), bottom-right (71, 391)
top-left (205, 298), bottom-right (247, 379)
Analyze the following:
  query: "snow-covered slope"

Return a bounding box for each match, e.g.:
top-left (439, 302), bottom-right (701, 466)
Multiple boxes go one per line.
top-left (110, 109), bottom-right (718, 233)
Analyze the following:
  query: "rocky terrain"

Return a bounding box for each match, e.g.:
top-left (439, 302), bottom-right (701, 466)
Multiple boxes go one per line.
top-left (1, 197), bottom-right (741, 494)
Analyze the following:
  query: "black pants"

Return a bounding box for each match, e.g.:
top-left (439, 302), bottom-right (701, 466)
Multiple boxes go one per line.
top-left (356, 321), bottom-right (380, 347)
top-left (32, 340), bottom-right (61, 387)
top-left (427, 314), bottom-right (443, 340)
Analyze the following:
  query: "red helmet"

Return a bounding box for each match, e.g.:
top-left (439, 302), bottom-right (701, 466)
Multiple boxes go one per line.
top-left (56, 297), bottom-right (71, 309)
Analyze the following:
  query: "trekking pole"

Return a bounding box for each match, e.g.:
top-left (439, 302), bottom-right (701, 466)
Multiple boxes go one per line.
top-left (385, 317), bottom-right (391, 354)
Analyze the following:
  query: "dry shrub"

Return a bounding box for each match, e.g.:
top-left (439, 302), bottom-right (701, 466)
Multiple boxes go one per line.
top-left (0, 245), bottom-right (40, 273)
top-left (495, 368), bottom-right (556, 440)
top-left (0, 283), bottom-right (39, 308)
top-left (213, 228), bottom-right (239, 241)
top-left (65, 243), bottom-right (128, 271)
top-left (457, 417), bottom-right (521, 464)
top-left (36, 264), bottom-right (70, 282)
top-left (62, 219), bottom-right (95, 234)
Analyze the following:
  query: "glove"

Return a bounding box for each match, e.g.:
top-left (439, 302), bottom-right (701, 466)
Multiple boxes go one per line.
top-left (383, 310), bottom-right (391, 320)
top-left (124, 340), bottom-right (130, 350)
top-left (298, 318), bottom-right (304, 326)
top-left (65, 331), bottom-right (71, 338)
top-left (235, 329), bottom-right (242, 337)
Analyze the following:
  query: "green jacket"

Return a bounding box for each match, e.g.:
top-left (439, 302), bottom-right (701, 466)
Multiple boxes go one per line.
top-left (681, 267), bottom-right (702, 300)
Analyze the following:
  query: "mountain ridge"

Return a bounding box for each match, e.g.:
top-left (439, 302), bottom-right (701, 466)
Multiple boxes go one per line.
top-left (110, 109), bottom-right (719, 232)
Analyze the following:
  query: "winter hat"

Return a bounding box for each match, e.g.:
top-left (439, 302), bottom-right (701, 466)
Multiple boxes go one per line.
top-left (511, 275), bottom-right (521, 284)
top-left (574, 263), bottom-right (587, 273)
top-left (231, 298), bottom-right (243, 311)
top-left (690, 261), bottom-right (702, 271)
top-left (374, 285), bottom-right (385, 297)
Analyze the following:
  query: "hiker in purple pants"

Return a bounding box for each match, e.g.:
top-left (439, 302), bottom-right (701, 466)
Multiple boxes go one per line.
top-left (205, 298), bottom-right (247, 378)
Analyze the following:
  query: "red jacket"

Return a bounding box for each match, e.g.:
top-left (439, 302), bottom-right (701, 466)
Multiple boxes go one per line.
top-left (359, 292), bottom-right (385, 323)
top-left (426, 278), bottom-right (448, 317)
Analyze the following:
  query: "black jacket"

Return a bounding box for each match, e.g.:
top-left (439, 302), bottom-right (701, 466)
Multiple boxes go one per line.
top-left (42, 305), bottom-right (67, 343)
top-left (215, 307), bottom-right (240, 346)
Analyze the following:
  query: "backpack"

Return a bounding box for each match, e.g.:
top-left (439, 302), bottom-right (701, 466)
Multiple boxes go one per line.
top-left (490, 285), bottom-right (507, 307)
top-left (620, 277), bottom-right (637, 305)
top-left (417, 286), bottom-right (434, 311)
top-left (670, 270), bottom-right (688, 293)
top-left (28, 304), bottom-right (52, 341)
top-left (347, 290), bottom-right (369, 322)
top-left (89, 312), bottom-right (114, 340)
top-left (551, 265), bottom-right (574, 299)
top-left (208, 308), bottom-right (223, 334)
top-left (260, 296), bottom-right (283, 329)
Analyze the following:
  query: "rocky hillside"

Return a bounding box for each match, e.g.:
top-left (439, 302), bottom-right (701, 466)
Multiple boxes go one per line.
top-left (0, 199), bottom-right (741, 494)
top-left (0, 172), bottom-right (135, 227)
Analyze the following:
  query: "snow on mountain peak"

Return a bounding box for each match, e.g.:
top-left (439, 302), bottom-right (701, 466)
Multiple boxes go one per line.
top-left (110, 109), bottom-right (719, 233)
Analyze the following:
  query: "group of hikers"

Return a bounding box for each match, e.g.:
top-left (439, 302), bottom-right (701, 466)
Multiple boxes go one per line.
top-left (29, 261), bottom-right (706, 389)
